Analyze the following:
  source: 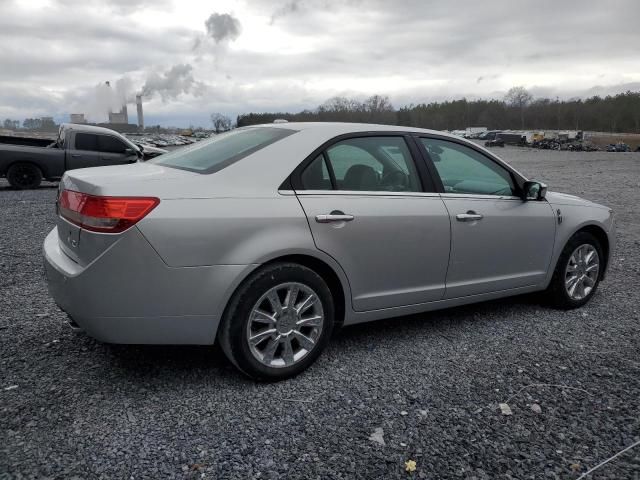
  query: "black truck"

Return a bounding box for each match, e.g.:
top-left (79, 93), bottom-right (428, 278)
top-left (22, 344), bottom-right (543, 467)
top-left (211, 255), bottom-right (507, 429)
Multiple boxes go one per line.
top-left (0, 123), bottom-right (141, 189)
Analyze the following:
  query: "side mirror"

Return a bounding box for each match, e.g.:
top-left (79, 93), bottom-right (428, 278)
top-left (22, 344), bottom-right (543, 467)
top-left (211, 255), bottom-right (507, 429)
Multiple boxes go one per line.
top-left (523, 181), bottom-right (547, 201)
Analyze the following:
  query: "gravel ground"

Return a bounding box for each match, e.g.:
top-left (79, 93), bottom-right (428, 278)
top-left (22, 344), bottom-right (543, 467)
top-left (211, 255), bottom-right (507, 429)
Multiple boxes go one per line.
top-left (1, 148), bottom-right (639, 479)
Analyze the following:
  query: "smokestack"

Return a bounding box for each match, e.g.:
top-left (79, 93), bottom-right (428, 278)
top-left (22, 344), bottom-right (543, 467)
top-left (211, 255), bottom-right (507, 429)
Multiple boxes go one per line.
top-left (136, 95), bottom-right (144, 129)
top-left (105, 81), bottom-right (113, 117)
top-left (121, 104), bottom-right (128, 124)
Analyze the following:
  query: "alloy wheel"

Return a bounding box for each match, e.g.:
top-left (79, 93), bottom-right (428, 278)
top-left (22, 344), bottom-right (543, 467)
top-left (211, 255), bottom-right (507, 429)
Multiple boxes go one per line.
top-left (247, 282), bottom-right (324, 368)
top-left (564, 244), bottom-right (600, 301)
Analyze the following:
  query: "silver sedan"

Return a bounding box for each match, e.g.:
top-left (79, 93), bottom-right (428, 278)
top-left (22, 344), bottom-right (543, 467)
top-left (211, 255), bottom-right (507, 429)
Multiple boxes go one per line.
top-left (43, 123), bottom-right (615, 380)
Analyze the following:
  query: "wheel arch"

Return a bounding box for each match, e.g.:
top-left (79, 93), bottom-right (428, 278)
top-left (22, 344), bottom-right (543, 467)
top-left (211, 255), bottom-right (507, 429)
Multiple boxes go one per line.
top-left (263, 254), bottom-right (347, 329)
top-left (219, 252), bottom-right (350, 333)
top-left (574, 224), bottom-right (610, 279)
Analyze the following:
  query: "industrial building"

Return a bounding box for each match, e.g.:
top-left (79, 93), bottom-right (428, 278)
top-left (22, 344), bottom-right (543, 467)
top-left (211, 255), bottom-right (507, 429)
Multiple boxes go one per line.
top-left (100, 81), bottom-right (145, 132)
top-left (69, 113), bottom-right (86, 124)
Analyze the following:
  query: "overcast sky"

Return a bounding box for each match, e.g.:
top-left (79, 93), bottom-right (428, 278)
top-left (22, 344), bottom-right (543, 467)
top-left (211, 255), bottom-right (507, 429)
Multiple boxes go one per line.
top-left (1, 0), bottom-right (639, 127)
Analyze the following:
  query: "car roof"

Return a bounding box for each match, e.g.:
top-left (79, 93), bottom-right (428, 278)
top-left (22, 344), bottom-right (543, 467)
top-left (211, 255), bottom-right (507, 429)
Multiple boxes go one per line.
top-left (60, 123), bottom-right (126, 136)
top-left (246, 121), bottom-right (462, 139)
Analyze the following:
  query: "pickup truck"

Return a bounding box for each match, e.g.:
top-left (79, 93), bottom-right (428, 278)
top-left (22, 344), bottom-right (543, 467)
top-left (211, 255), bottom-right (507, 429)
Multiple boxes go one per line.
top-left (0, 123), bottom-right (141, 189)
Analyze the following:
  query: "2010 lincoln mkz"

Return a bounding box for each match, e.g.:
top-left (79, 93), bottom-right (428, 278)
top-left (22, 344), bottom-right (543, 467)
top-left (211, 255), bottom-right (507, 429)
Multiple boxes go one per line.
top-left (43, 123), bottom-right (615, 380)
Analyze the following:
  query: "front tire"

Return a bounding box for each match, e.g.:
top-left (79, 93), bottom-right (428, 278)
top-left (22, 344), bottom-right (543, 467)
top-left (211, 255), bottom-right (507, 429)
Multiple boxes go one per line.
top-left (6, 163), bottom-right (43, 189)
top-left (544, 232), bottom-right (603, 309)
top-left (218, 263), bottom-right (335, 381)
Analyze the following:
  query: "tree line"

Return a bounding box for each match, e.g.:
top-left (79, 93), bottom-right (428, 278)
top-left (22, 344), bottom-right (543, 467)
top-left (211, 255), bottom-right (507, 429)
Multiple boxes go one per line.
top-left (237, 88), bottom-right (640, 133)
top-left (2, 117), bottom-right (58, 131)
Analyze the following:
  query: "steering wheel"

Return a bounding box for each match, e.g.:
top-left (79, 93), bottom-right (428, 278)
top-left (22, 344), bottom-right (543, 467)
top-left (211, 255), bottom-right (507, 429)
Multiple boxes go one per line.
top-left (380, 170), bottom-right (409, 191)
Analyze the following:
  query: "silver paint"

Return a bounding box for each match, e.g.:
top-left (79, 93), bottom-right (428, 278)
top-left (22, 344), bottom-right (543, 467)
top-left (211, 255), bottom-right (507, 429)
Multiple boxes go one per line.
top-left (43, 122), bottom-right (615, 345)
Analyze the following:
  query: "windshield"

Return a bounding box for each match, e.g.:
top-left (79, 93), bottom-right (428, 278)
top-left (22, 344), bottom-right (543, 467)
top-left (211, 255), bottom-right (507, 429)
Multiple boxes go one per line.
top-left (150, 127), bottom-right (296, 174)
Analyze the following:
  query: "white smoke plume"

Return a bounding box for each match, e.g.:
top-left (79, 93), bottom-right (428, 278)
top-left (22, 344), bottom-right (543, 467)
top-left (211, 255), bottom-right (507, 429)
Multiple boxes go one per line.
top-left (140, 64), bottom-right (206, 101)
top-left (65, 65), bottom-right (204, 122)
top-left (64, 77), bottom-right (133, 122)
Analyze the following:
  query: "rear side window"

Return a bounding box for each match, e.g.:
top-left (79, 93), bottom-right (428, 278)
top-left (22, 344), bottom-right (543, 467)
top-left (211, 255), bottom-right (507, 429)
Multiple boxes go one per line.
top-left (300, 136), bottom-right (422, 192)
top-left (75, 133), bottom-right (98, 151)
top-left (152, 127), bottom-right (296, 174)
top-left (98, 135), bottom-right (128, 154)
top-left (301, 155), bottom-right (331, 190)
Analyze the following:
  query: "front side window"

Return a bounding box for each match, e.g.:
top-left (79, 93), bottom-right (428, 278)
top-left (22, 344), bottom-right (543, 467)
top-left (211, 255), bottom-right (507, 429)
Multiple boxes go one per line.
top-left (98, 135), bottom-right (128, 154)
top-left (421, 138), bottom-right (517, 196)
top-left (75, 133), bottom-right (98, 151)
top-left (301, 137), bottom-right (421, 192)
top-left (152, 127), bottom-right (296, 174)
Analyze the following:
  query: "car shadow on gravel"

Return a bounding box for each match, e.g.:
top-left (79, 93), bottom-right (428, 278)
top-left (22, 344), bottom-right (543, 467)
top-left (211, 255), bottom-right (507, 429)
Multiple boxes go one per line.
top-left (0, 185), bottom-right (58, 191)
top-left (105, 343), bottom-right (228, 370)
top-left (100, 293), bottom-right (541, 380)
top-left (334, 293), bottom-right (542, 342)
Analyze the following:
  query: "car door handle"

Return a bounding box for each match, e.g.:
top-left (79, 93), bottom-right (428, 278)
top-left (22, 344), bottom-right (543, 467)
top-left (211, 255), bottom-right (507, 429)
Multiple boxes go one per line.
top-left (456, 211), bottom-right (483, 222)
top-left (70, 154), bottom-right (81, 158)
top-left (315, 213), bottom-right (354, 223)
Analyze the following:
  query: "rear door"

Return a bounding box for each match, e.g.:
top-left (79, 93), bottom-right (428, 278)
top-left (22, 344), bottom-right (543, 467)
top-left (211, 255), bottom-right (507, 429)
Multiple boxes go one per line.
top-left (293, 134), bottom-right (451, 312)
top-left (417, 136), bottom-right (556, 298)
top-left (66, 132), bottom-right (102, 170)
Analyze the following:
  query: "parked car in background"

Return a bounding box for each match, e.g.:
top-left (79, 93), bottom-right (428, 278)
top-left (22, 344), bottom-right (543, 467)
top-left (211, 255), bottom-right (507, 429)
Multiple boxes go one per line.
top-left (131, 141), bottom-right (168, 160)
top-left (478, 130), bottom-right (501, 140)
top-left (43, 123), bottom-right (615, 381)
top-left (485, 132), bottom-right (527, 148)
top-left (0, 124), bottom-right (140, 188)
top-left (484, 138), bottom-right (505, 147)
top-left (497, 132), bottom-right (527, 146)
top-left (606, 143), bottom-right (631, 152)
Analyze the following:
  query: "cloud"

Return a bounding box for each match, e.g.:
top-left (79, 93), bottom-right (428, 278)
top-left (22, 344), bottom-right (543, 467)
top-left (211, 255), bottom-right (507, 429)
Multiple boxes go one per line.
top-left (141, 64), bottom-right (207, 100)
top-left (1, 0), bottom-right (639, 126)
top-left (269, 0), bottom-right (303, 24)
top-left (204, 13), bottom-right (241, 43)
top-left (53, 0), bottom-right (172, 13)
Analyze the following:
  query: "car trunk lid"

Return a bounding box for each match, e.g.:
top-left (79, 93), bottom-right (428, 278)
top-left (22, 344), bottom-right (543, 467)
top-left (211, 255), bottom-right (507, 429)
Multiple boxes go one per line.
top-left (55, 162), bottom-right (195, 266)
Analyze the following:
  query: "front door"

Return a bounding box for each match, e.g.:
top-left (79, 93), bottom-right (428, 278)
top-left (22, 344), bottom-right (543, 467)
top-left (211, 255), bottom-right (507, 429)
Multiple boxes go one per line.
top-left (67, 132), bottom-right (102, 170)
top-left (418, 137), bottom-right (556, 298)
top-left (294, 135), bottom-right (451, 311)
top-left (96, 134), bottom-right (138, 165)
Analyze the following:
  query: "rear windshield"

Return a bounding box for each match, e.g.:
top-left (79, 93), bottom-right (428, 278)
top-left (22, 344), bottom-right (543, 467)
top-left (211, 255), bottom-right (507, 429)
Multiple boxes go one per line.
top-left (151, 127), bottom-right (296, 174)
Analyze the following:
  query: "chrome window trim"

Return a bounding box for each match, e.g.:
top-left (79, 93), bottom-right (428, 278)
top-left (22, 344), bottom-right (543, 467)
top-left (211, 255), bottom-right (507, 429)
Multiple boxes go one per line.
top-left (439, 193), bottom-right (523, 201)
top-left (415, 133), bottom-right (529, 189)
top-left (294, 189), bottom-right (441, 198)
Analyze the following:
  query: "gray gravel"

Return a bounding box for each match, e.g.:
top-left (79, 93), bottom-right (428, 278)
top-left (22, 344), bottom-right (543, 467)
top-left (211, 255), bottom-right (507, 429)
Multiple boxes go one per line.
top-left (1, 149), bottom-right (640, 479)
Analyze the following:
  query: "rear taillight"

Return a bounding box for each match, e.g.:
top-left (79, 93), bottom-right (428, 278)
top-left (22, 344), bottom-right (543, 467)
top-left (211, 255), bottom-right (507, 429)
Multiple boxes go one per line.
top-left (58, 189), bottom-right (159, 233)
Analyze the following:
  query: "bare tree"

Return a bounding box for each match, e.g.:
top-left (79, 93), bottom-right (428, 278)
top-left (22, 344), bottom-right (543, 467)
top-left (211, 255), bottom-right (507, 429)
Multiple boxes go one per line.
top-left (363, 94), bottom-right (396, 123)
top-left (505, 86), bottom-right (533, 129)
top-left (364, 95), bottom-right (394, 114)
top-left (210, 113), bottom-right (231, 133)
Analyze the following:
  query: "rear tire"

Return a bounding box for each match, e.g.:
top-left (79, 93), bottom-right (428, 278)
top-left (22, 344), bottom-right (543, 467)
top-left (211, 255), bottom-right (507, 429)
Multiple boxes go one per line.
top-left (6, 163), bottom-right (43, 189)
top-left (544, 232), bottom-right (603, 309)
top-left (218, 263), bottom-right (335, 381)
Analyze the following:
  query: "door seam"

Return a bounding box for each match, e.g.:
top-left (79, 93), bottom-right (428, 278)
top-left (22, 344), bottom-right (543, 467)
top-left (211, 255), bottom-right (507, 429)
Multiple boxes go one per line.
top-left (439, 195), bottom-right (452, 300)
top-left (292, 192), bottom-right (357, 311)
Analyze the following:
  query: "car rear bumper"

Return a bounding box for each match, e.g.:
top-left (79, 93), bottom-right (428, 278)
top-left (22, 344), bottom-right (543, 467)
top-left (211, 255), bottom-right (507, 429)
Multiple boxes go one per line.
top-left (43, 226), bottom-right (253, 344)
